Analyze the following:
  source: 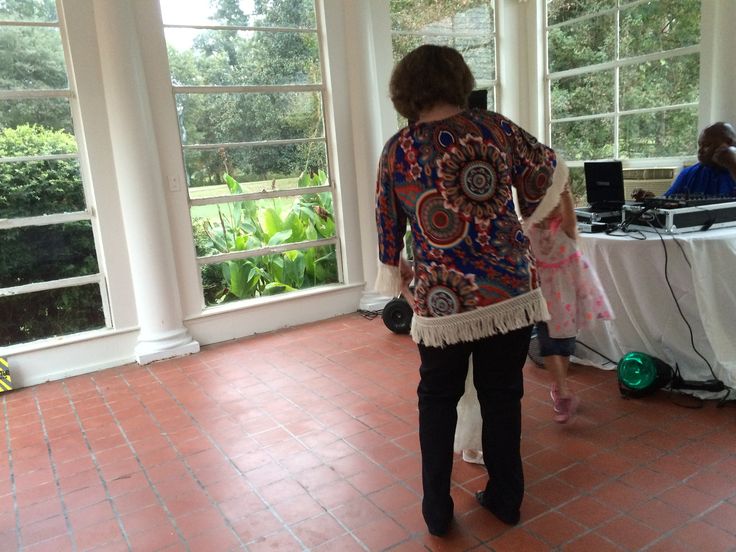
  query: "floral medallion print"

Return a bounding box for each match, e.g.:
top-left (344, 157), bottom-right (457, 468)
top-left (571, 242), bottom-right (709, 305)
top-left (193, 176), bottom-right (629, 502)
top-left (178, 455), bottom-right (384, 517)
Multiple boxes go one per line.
top-left (414, 263), bottom-right (478, 317)
top-left (416, 190), bottom-right (469, 248)
top-left (436, 134), bottom-right (512, 223)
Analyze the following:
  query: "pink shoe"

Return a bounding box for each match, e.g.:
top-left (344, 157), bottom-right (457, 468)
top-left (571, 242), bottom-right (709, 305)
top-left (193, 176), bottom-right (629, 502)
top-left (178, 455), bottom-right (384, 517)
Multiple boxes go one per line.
top-left (550, 384), bottom-right (560, 403)
top-left (553, 395), bottom-right (579, 424)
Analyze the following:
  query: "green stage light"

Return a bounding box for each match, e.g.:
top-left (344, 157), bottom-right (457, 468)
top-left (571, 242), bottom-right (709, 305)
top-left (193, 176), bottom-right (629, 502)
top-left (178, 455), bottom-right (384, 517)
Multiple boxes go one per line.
top-left (617, 351), bottom-right (673, 398)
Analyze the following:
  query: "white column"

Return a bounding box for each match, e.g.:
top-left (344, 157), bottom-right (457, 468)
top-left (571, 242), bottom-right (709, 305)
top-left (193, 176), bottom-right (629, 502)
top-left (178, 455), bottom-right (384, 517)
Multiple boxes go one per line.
top-left (497, 0), bottom-right (543, 135)
top-left (92, 0), bottom-right (199, 364)
top-left (341, 1), bottom-right (399, 310)
top-left (699, 1), bottom-right (736, 126)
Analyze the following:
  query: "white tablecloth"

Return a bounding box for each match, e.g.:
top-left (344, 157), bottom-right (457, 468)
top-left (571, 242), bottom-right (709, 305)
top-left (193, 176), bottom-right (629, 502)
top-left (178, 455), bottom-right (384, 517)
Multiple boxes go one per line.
top-left (575, 227), bottom-right (736, 389)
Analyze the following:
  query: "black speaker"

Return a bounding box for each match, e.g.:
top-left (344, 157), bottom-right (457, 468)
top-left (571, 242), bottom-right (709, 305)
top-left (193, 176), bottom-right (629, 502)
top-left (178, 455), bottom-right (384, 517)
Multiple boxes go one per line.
top-left (382, 297), bottom-right (413, 334)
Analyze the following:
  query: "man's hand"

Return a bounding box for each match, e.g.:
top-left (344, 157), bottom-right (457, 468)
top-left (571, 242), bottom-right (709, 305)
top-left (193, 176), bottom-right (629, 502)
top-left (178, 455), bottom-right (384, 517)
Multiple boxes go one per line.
top-left (713, 144), bottom-right (736, 181)
top-left (713, 144), bottom-right (736, 169)
top-left (631, 188), bottom-right (655, 201)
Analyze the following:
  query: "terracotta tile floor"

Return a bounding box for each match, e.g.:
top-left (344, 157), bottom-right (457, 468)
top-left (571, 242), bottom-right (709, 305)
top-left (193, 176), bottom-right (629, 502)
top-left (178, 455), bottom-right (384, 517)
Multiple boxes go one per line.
top-left (2, 312), bottom-right (736, 551)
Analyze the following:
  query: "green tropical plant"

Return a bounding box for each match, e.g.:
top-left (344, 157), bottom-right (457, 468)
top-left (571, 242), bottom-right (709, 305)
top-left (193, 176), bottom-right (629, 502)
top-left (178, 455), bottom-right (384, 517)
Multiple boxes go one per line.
top-left (194, 170), bottom-right (338, 305)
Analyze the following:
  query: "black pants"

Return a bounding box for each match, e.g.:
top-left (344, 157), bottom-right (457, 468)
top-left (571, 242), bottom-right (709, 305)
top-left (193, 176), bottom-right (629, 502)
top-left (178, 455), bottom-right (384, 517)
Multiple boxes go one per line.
top-left (417, 326), bottom-right (531, 530)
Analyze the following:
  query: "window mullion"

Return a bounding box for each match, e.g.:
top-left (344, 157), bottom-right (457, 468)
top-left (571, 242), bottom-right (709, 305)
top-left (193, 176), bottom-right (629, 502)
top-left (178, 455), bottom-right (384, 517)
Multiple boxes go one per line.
top-left (197, 237), bottom-right (338, 266)
top-left (189, 185), bottom-right (333, 206)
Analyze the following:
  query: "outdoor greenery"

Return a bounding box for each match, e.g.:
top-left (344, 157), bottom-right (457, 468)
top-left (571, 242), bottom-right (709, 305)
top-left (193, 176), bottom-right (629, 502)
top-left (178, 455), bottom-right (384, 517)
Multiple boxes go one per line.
top-left (166, 0), bottom-right (323, 188)
top-left (193, 170), bottom-right (338, 305)
top-left (0, 0), bottom-right (106, 346)
top-left (0, 125), bottom-right (103, 347)
top-left (547, 0), bottom-right (701, 164)
top-left (0, 125), bottom-right (83, 218)
top-left (163, 0), bottom-right (339, 304)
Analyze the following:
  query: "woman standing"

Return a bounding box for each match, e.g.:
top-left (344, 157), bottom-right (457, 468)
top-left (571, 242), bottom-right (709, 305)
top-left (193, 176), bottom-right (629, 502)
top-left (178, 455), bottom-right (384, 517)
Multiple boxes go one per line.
top-left (374, 45), bottom-right (567, 535)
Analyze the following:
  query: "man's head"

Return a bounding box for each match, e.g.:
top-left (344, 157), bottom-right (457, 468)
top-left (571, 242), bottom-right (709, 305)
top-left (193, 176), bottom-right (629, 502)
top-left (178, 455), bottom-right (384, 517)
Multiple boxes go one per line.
top-left (698, 122), bottom-right (736, 166)
top-left (389, 45), bottom-right (475, 122)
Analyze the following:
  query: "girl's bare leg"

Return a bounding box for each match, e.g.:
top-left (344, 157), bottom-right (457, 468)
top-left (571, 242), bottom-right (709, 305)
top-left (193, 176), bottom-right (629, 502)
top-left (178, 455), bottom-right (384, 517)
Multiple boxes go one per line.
top-left (544, 354), bottom-right (571, 397)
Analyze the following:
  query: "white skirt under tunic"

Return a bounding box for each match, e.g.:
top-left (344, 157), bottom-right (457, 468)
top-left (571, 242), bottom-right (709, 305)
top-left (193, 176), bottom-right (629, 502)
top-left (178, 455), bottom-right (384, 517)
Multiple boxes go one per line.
top-left (454, 357), bottom-right (482, 452)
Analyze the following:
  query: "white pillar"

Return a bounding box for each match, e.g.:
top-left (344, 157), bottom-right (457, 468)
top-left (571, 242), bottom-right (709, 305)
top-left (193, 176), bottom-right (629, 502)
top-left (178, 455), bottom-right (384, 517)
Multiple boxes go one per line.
top-left (497, 0), bottom-right (543, 134)
top-left (341, 1), bottom-right (399, 310)
top-left (699, 1), bottom-right (736, 126)
top-left (93, 0), bottom-right (199, 363)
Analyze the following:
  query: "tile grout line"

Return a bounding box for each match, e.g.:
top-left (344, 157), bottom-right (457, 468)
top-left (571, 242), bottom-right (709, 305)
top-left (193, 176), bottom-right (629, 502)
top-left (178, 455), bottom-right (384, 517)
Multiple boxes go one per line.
top-left (112, 370), bottom-right (249, 550)
top-left (3, 396), bottom-right (21, 550)
top-left (32, 390), bottom-right (76, 551)
top-left (204, 347), bottom-right (421, 548)
top-left (62, 380), bottom-right (133, 551)
top-left (143, 363), bottom-right (314, 551)
top-left (86, 375), bottom-right (190, 550)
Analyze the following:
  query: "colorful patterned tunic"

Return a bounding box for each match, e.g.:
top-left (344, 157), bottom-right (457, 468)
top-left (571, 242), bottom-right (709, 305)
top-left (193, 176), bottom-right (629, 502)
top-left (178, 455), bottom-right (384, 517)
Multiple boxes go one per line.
top-left (375, 109), bottom-right (568, 347)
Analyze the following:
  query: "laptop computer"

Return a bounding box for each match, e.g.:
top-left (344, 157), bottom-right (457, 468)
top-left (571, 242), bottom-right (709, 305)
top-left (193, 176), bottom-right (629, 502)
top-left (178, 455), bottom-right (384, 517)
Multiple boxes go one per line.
top-left (583, 161), bottom-right (625, 212)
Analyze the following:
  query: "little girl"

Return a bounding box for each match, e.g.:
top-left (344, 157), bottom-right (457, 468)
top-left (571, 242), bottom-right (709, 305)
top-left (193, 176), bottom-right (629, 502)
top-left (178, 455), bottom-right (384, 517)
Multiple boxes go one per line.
top-left (526, 184), bottom-right (613, 422)
top-left (454, 184), bottom-right (612, 444)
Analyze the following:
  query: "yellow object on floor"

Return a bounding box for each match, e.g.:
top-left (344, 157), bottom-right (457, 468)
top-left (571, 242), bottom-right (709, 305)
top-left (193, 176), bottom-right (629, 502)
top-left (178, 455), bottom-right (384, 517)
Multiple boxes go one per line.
top-left (0, 357), bottom-right (12, 392)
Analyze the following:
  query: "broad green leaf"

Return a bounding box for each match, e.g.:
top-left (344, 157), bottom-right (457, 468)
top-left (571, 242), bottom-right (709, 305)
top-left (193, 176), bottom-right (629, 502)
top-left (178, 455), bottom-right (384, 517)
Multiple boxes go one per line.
top-left (259, 207), bottom-right (283, 237)
top-left (267, 229), bottom-right (292, 246)
top-left (224, 173), bottom-right (243, 194)
top-left (262, 282), bottom-right (297, 295)
top-left (227, 260), bottom-right (247, 298)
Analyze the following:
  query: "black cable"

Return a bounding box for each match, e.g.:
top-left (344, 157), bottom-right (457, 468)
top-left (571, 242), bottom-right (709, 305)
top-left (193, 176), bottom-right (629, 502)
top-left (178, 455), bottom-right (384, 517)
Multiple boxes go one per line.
top-left (357, 309), bottom-right (381, 320)
top-left (604, 204), bottom-right (655, 239)
top-left (574, 339), bottom-right (618, 365)
top-left (670, 235), bottom-right (693, 269)
top-left (645, 219), bottom-right (731, 401)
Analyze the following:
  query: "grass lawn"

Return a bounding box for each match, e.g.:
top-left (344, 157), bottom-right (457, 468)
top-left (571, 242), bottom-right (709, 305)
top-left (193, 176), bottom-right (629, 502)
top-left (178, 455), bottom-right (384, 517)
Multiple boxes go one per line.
top-left (189, 177), bottom-right (301, 221)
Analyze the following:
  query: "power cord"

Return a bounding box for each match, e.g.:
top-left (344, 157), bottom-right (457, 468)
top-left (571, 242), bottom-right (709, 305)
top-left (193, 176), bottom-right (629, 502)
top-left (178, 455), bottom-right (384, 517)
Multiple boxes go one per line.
top-left (604, 205), bottom-right (652, 239)
top-left (357, 309), bottom-right (381, 320)
top-left (575, 339), bottom-right (618, 365)
top-left (643, 219), bottom-right (732, 405)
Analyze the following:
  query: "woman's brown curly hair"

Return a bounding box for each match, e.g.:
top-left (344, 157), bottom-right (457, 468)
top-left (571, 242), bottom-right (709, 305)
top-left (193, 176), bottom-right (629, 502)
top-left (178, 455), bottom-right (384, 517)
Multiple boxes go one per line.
top-left (389, 45), bottom-right (475, 122)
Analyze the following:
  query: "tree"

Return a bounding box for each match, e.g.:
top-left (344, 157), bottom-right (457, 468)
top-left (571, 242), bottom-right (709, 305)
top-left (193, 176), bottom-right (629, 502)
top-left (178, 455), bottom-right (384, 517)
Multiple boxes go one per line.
top-left (0, 126), bottom-right (102, 347)
top-left (0, 0), bottom-right (70, 131)
top-left (166, 0), bottom-right (322, 187)
top-left (547, 0), bottom-right (701, 161)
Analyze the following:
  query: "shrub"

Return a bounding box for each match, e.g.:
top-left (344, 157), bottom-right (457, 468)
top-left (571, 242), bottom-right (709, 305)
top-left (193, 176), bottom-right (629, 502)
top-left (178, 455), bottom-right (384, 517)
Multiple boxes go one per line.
top-left (0, 124), bottom-right (103, 346)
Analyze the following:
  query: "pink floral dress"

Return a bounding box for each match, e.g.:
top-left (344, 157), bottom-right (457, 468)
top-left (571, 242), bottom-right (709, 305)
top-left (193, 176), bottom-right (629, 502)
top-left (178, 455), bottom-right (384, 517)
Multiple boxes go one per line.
top-left (527, 216), bottom-right (613, 338)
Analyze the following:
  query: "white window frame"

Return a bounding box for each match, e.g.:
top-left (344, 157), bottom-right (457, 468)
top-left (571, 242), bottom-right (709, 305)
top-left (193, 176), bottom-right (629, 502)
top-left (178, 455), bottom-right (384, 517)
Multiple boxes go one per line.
top-left (389, 1), bottom-right (499, 113)
top-left (161, 4), bottom-right (344, 305)
top-left (0, 7), bottom-right (111, 339)
top-left (544, 0), bottom-right (701, 169)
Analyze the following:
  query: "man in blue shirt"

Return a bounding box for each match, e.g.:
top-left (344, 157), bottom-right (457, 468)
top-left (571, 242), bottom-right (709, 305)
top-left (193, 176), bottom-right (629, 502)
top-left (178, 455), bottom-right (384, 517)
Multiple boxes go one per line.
top-left (665, 122), bottom-right (736, 198)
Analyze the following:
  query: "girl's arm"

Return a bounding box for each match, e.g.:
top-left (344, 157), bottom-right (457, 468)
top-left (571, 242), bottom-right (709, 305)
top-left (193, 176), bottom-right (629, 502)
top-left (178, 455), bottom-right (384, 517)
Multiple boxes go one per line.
top-left (559, 183), bottom-right (578, 240)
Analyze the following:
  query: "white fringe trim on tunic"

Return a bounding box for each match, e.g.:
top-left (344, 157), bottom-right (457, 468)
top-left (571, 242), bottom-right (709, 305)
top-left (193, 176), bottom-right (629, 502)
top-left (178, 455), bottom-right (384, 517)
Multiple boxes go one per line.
top-left (374, 261), bottom-right (402, 297)
top-left (523, 157), bottom-right (569, 229)
top-left (411, 288), bottom-right (550, 347)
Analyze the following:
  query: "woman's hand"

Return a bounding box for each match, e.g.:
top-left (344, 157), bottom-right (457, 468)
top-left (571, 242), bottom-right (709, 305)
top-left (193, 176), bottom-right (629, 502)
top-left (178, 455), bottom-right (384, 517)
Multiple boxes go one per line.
top-left (399, 257), bottom-right (415, 307)
top-left (399, 257), bottom-right (414, 286)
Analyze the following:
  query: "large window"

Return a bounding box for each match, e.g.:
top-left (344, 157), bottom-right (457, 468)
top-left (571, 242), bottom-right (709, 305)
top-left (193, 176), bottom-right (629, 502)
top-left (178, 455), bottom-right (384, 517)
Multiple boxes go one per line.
top-left (159, 0), bottom-right (340, 307)
top-left (0, 0), bottom-right (107, 346)
top-left (546, 0), bottom-right (701, 200)
top-left (390, 0), bottom-right (497, 118)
